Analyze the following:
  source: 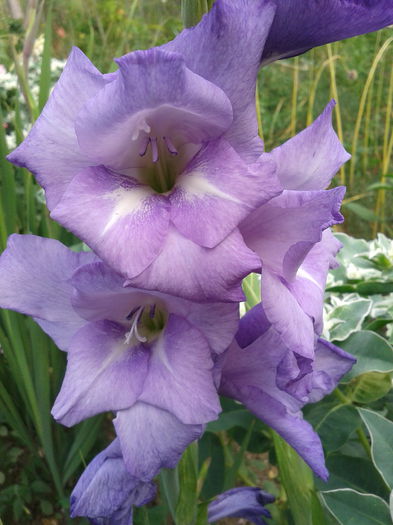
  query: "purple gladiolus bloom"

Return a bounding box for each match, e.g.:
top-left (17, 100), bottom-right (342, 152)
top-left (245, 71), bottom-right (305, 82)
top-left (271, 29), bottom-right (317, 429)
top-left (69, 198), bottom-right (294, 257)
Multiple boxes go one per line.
top-left (261, 0), bottom-right (393, 64)
top-left (240, 101), bottom-right (349, 358)
top-left (219, 303), bottom-right (356, 480)
top-left (7, 0), bottom-right (284, 302)
top-left (70, 439), bottom-right (155, 525)
top-left (207, 487), bottom-right (275, 525)
top-left (0, 234), bottom-right (240, 479)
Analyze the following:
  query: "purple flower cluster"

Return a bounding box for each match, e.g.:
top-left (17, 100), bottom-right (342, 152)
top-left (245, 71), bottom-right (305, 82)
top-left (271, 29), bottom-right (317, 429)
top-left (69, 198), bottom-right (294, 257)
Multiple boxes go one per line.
top-left (2, 0), bottom-right (392, 522)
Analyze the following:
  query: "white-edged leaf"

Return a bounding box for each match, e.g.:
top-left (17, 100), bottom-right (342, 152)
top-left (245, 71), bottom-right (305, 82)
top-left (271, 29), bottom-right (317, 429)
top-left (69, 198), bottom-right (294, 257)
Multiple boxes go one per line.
top-left (320, 488), bottom-right (391, 525)
top-left (359, 408), bottom-right (393, 490)
top-left (340, 331), bottom-right (393, 380)
top-left (325, 297), bottom-right (372, 341)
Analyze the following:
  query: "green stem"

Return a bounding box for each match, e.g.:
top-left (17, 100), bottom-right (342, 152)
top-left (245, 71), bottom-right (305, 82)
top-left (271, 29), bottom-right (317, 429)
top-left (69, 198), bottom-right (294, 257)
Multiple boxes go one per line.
top-left (356, 427), bottom-right (372, 459)
top-left (334, 387), bottom-right (350, 404)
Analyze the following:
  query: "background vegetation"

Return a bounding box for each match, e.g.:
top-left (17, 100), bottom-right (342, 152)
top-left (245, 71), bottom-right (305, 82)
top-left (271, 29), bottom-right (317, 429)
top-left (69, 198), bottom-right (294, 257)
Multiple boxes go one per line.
top-left (0, 1), bottom-right (392, 524)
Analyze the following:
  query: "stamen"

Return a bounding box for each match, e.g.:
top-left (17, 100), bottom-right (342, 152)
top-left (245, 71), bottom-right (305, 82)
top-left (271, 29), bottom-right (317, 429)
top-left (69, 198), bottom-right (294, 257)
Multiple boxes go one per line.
top-left (150, 137), bottom-right (159, 163)
top-left (139, 136), bottom-right (150, 157)
top-left (149, 304), bottom-right (156, 318)
top-left (126, 306), bottom-right (140, 320)
top-left (163, 136), bottom-right (178, 156)
top-left (124, 306), bottom-right (147, 345)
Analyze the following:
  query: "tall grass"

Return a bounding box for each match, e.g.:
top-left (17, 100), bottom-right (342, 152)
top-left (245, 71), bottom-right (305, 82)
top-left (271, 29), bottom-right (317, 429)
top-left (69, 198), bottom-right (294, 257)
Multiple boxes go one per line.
top-left (258, 29), bottom-right (393, 238)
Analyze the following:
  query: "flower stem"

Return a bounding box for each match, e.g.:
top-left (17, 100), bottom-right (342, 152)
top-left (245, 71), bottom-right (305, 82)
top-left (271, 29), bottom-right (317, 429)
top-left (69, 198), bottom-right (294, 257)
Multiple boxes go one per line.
top-left (356, 427), bottom-right (372, 459)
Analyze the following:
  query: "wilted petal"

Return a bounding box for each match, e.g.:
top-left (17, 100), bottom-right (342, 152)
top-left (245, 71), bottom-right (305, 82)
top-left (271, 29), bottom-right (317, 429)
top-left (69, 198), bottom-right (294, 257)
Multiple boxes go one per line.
top-left (164, 0), bottom-right (277, 160)
top-left (308, 339), bottom-right (356, 403)
top-left (51, 166), bottom-right (170, 279)
top-left (75, 48), bottom-right (233, 169)
top-left (7, 47), bottom-right (109, 209)
top-left (52, 321), bottom-right (149, 426)
top-left (261, 0), bottom-right (393, 64)
top-left (220, 330), bottom-right (328, 479)
top-left (269, 101), bottom-right (350, 190)
top-left (276, 338), bottom-right (355, 403)
top-left (114, 402), bottom-right (202, 481)
top-left (71, 439), bottom-right (155, 525)
top-left (208, 487), bottom-right (275, 525)
top-left (0, 234), bottom-right (94, 350)
top-left (170, 140), bottom-right (280, 248)
top-left (276, 352), bottom-right (314, 401)
top-left (241, 188), bottom-right (345, 282)
top-left (139, 315), bottom-right (220, 424)
top-left (126, 227), bottom-right (261, 302)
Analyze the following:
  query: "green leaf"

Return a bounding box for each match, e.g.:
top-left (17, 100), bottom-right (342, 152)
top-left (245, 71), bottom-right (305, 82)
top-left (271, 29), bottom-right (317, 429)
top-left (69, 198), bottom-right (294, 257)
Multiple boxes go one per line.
top-left (390, 491), bottom-right (393, 522)
top-left (367, 182), bottom-right (393, 191)
top-left (365, 319), bottom-right (393, 332)
top-left (272, 431), bottom-right (314, 525)
top-left (326, 284), bottom-right (357, 293)
top-left (62, 415), bottom-right (104, 483)
top-left (224, 420), bottom-right (255, 490)
top-left (348, 372), bottom-right (392, 404)
top-left (334, 233), bottom-right (369, 258)
top-left (340, 331), bottom-right (393, 380)
top-left (343, 202), bottom-right (381, 222)
top-left (327, 298), bottom-right (372, 341)
top-left (320, 489), bottom-right (391, 525)
top-left (355, 281), bottom-right (393, 295)
top-left (40, 500), bottom-right (53, 516)
top-left (199, 432), bottom-right (225, 500)
top-left (175, 443), bottom-right (198, 525)
top-left (38, 4), bottom-right (52, 111)
top-left (0, 106), bottom-right (16, 240)
top-left (181, 0), bottom-right (208, 27)
top-left (133, 506), bottom-right (151, 525)
top-left (315, 405), bottom-right (360, 452)
top-left (315, 455), bottom-right (389, 499)
top-left (206, 409), bottom-right (255, 432)
top-left (196, 503), bottom-right (209, 525)
top-left (160, 468), bottom-right (179, 522)
top-left (148, 506), bottom-right (169, 523)
top-left (359, 409), bottom-right (393, 490)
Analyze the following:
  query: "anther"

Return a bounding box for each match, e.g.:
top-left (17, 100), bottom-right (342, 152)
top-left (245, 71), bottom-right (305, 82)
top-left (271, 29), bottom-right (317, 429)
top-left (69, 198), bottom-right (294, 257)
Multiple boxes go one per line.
top-left (150, 137), bottom-right (159, 163)
top-left (149, 304), bottom-right (156, 318)
top-left (126, 306), bottom-right (140, 320)
top-left (139, 136), bottom-right (150, 157)
top-left (163, 136), bottom-right (178, 156)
